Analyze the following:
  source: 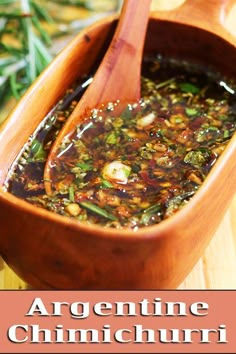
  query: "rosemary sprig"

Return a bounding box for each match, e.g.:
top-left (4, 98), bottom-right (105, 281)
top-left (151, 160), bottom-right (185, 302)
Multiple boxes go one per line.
top-left (0, 1), bottom-right (87, 115)
top-left (0, 0), bottom-right (55, 109)
top-left (0, 0), bottom-right (119, 123)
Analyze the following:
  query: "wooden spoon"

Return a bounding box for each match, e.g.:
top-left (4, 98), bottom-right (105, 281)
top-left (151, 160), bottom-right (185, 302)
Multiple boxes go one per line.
top-left (44, 0), bottom-right (152, 194)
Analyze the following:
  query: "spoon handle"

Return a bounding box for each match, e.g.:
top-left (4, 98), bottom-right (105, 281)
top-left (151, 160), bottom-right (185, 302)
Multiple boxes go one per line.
top-left (156, 0), bottom-right (236, 43)
top-left (55, 0), bottom-right (151, 138)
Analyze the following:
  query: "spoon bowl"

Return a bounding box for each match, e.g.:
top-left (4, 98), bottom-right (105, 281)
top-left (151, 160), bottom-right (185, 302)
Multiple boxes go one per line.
top-left (0, 0), bottom-right (235, 289)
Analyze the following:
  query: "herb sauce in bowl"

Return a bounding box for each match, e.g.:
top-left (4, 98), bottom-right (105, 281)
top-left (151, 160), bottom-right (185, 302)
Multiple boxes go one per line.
top-left (5, 57), bottom-right (236, 229)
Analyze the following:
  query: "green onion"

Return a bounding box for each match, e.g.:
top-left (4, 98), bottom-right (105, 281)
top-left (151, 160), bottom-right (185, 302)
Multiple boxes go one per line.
top-left (79, 201), bottom-right (117, 221)
top-left (155, 77), bottom-right (176, 90)
top-left (101, 179), bottom-right (114, 189)
top-left (68, 186), bottom-right (75, 202)
top-left (208, 126), bottom-right (219, 131)
top-left (141, 204), bottom-right (162, 225)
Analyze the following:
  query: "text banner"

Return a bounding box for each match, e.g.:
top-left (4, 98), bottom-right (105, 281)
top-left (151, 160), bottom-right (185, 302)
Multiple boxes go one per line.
top-left (0, 290), bottom-right (235, 353)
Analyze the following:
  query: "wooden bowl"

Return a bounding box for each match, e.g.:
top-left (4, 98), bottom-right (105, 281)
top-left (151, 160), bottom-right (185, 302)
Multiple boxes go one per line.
top-left (0, 0), bottom-right (235, 289)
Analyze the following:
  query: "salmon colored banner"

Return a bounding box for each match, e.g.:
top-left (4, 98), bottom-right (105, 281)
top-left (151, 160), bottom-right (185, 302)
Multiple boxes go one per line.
top-left (0, 290), bottom-right (235, 353)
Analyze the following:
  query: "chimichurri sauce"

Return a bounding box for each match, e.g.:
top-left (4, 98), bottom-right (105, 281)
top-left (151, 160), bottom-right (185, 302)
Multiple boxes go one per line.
top-left (6, 57), bottom-right (236, 229)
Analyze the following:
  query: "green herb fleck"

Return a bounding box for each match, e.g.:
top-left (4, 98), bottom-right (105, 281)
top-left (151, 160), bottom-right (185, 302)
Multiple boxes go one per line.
top-left (186, 107), bottom-right (199, 116)
top-left (184, 150), bottom-right (210, 168)
top-left (105, 131), bottom-right (118, 145)
top-left (179, 82), bottom-right (200, 94)
top-left (30, 139), bottom-right (46, 161)
top-left (223, 130), bottom-right (230, 138)
top-left (76, 162), bottom-right (93, 171)
top-left (79, 201), bottom-right (117, 221)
